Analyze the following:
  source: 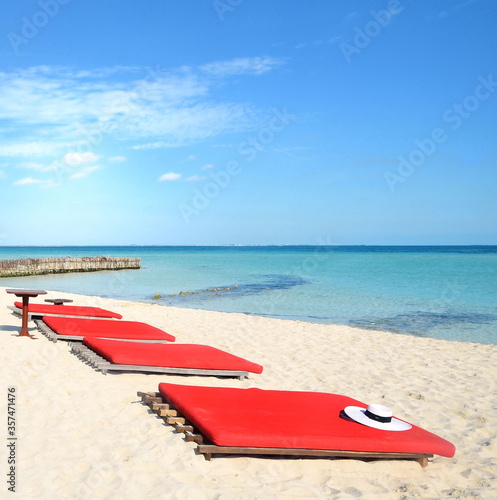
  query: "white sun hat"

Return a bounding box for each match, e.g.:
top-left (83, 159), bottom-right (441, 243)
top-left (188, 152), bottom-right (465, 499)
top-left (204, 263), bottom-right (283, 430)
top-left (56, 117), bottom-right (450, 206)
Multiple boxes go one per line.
top-left (342, 403), bottom-right (412, 431)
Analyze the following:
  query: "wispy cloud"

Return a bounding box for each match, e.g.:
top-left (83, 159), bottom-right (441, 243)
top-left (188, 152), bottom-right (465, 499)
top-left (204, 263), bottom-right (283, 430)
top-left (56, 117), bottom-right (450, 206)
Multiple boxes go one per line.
top-left (0, 58), bottom-right (285, 159)
top-left (295, 37), bottom-right (342, 50)
top-left (199, 56), bottom-right (284, 76)
top-left (12, 177), bottom-right (58, 188)
top-left (0, 141), bottom-right (72, 157)
top-left (69, 165), bottom-right (101, 180)
top-left (132, 142), bottom-right (167, 150)
top-left (158, 172), bottom-right (182, 182)
top-left (13, 151), bottom-right (102, 187)
top-left (455, 0), bottom-right (478, 8)
top-left (434, 0), bottom-right (480, 19)
top-left (13, 177), bottom-right (46, 185)
top-left (62, 152), bottom-right (101, 167)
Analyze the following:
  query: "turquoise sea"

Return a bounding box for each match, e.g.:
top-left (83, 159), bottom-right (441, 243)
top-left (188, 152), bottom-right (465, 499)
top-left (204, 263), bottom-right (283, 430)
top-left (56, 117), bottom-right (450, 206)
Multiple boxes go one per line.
top-left (1, 246), bottom-right (497, 345)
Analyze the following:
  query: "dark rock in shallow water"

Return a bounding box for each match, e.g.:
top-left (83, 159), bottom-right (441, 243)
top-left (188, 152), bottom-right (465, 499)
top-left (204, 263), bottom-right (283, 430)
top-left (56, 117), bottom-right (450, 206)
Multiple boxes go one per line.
top-left (162, 274), bottom-right (308, 305)
top-left (350, 311), bottom-right (497, 337)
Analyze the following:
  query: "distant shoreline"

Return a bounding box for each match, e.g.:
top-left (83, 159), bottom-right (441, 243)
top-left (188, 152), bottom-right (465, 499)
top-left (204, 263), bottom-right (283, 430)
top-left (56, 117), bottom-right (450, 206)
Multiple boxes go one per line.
top-left (1, 244), bottom-right (496, 249)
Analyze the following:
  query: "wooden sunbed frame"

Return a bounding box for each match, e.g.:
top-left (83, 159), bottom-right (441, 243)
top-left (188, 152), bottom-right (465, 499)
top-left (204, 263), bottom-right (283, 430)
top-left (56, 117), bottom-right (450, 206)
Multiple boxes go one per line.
top-left (9, 306), bottom-right (119, 321)
top-left (34, 319), bottom-right (170, 344)
top-left (137, 391), bottom-right (432, 466)
top-left (71, 344), bottom-right (251, 380)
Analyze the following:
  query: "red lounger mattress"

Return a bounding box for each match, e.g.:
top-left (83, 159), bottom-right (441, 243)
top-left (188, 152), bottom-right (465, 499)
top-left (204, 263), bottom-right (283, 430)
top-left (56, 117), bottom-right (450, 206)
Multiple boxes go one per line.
top-left (14, 301), bottom-right (122, 319)
top-left (84, 338), bottom-right (263, 373)
top-left (44, 316), bottom-right (175, 342)
top-left (158, 383), bottom-right (455, 457)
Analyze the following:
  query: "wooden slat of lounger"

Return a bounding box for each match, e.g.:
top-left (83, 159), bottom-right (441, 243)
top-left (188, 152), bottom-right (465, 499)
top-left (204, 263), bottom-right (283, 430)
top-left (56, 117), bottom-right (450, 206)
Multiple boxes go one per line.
top-left (73, 343), bottom-right (250, 379)
top-left (35, 319), bottom-right (170, 344)
top-left (176, 424), bottom-right (195, 433)
top-left (158, 408), bottom-right (178, 417)
top-left (137, 392), bottom-right (191, 427)
top-left (137, 392), bottom-right (162, 404)
top-left (100, 364), bottom-right (250, 378)
top-left (137, 391), bottom-right (432, 466)
top-left (35, 318), bottom-right (61, 342)
top-left (184, 430), bottom-right (204, 444)
top-left (151, 403), bottom-right (171, 411)
top-left (196, 444), bottom-right (432, 462)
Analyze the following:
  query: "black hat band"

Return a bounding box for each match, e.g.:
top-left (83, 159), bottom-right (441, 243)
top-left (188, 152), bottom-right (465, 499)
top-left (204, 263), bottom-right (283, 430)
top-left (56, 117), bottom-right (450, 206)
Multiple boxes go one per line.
top-left (365, 409), bottom-right (392, 423)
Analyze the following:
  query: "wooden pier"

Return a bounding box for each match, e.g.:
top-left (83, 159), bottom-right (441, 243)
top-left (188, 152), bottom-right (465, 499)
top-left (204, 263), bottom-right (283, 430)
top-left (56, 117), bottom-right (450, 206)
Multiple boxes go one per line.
top-left (0, 257), bottom-right (140, 278)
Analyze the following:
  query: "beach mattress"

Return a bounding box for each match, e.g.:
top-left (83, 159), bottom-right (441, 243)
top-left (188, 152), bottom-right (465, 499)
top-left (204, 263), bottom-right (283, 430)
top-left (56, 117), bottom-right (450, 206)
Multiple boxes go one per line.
top-left (84, 338), bottom-right (263, 373)
top-left (44, 316), bottom-right (175, 342)
top-left (14, 301), bottom-right (122, 319)
top-left (158, 383), bottom-right (455, 457)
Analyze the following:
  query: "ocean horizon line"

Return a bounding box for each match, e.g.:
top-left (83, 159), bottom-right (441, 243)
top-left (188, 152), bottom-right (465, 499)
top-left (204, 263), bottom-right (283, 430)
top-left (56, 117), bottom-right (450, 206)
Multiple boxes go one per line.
top-left (1, 244), bottom-right (496, 249)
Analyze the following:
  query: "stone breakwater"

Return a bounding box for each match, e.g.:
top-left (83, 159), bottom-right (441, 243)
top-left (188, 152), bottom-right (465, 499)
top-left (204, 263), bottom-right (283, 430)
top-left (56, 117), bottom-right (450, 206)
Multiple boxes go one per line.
top-left (0, 257), bottom-right (140, 277)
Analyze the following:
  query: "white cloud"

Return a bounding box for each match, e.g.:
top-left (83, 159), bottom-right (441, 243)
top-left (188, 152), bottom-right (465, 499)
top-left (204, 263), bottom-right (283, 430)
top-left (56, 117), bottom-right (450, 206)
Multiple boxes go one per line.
top-left (158, 172), bottom-right (182, 182)
top-left (62, 152), bottom-right (100, 166)
top-left (0, 141), bottom-right (72, 157)
top-left (200, 57), bottom-right (284, 76)
top-left (12, 151), bottom-right (102, 186)
top-left (39, 180), bottom-right (61, 189)
top-left (69, 165), bottom-right (101, 180)
top-left (109, 156), bottom-right (126, 162)
top-left (201, 163), bottom-right (215, 170)
top-left (0, 59), bottom-right (284, 157)
top-left (132, 142), bottom-right (168, 150)
top-left (17, 159), bottom-right (61, 173)
top-left (13, 177), bottom-right (52, 186)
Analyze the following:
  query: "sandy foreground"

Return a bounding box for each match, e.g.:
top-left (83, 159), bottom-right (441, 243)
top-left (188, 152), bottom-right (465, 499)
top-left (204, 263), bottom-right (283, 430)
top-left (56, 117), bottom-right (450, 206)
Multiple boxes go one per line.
top-left (0, 287), bottom-right (496, 500)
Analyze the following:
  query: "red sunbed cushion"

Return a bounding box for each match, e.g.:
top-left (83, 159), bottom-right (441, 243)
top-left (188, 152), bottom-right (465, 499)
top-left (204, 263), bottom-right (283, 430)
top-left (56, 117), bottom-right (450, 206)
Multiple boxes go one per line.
top-left (158, 383), bottom-right (455, 457)
top-left (84, 338), bottom-right (263, 373)
top-left (43, 316), bottom-right (175, 342)
top-left (14, 301), bottom-right (122, 319)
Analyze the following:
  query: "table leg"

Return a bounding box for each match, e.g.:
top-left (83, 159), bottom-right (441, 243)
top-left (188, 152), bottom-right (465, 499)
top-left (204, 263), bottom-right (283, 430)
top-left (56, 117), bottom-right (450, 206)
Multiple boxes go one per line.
top-left (17, 296), bottom-right (35, 338)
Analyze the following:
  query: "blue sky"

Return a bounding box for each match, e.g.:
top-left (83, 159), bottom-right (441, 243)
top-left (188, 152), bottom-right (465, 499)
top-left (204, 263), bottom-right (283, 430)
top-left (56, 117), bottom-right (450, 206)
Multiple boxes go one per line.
top-left (0, 0), bottom-right (496, 245)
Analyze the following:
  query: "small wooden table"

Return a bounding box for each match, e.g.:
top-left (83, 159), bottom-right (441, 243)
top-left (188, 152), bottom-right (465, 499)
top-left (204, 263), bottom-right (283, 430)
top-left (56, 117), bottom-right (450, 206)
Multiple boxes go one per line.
top-left (44, 298), bottom-right (73, 305)
top-left (6, 288), bottom-right (47, 338)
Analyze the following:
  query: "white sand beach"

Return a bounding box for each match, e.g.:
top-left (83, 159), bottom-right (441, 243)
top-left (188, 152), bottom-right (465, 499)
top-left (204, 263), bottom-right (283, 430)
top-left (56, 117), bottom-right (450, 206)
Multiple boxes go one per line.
top-left (1, 287), bottom-right (496, 499)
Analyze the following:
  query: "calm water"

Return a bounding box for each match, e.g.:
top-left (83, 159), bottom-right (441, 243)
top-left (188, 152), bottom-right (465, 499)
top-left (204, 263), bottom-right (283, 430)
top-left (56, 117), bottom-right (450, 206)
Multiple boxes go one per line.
top-left (1, 246), bottom-right (497, 345)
